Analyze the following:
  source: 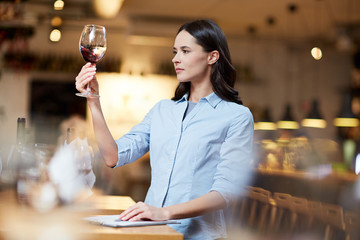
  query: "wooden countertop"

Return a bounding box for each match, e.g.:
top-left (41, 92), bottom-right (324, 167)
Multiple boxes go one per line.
top-left (256, 167), bottom-right (359, 182)
top-left (0, 190), bottom-right (183, 240)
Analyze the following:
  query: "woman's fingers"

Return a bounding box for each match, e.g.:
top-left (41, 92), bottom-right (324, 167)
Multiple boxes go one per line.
top-left (75, 63), bottom-right (96, 92)
top-left (119, 201), bottom-right (155, 221)
top-left (118, 202), bottom-right (169, 222)
top-left (128, 213), bottom-right (148, 222)
top-left (119, 202), bottom-right (145, 221)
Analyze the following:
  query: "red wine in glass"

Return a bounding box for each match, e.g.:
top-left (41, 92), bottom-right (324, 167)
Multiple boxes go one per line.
top-left (76, 25), bottom-right (107, 98)
top-left (80, 45), bottom-right (106, 64)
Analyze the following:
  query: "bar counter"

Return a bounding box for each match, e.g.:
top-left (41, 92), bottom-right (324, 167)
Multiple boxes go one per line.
top-left (251, 167), bottom-right (360, 210)
top-left (0, 190), bottom-right (183, 240)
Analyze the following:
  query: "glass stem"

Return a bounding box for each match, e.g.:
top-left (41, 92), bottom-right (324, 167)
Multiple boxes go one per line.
top-left (86, 83), bottom-right (91, 93)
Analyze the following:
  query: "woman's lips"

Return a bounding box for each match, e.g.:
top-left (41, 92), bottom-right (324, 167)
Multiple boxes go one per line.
top-left (175, 68), bottom-right (184, 74)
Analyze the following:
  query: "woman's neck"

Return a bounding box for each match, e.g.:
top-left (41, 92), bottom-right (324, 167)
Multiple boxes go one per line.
top-left (189, 82), bottom-right (213, 103)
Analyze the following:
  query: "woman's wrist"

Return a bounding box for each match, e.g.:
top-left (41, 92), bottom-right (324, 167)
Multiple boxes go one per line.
top-left (162, 206), bottom-right (173, 220)
top-left (87, 98), bottom-right (101, 108)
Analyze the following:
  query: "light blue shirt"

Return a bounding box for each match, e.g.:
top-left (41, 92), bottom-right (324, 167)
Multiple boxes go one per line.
top-left (115, 92), bottom-right (254, 240)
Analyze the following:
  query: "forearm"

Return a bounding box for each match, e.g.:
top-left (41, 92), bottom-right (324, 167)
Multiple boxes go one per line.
top-left (88, 99), bottom-right (118, 167)
top-left (164, 191), bottom-right (226, 220)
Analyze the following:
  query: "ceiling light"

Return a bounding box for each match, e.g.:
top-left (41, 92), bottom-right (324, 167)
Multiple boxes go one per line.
top-left (93, 0), bottom-right (124, 19)
top-left (277, 104), bottom-right (299, 130)
top-left (255, 108), bottom-right (277, 130)
top-left (54, 0), bottom-right (64, 11)
top-left (302, 118), bottom-right (327, 128)
top-left (301, 100), bottom-right (327, 128)
top-left (334, 94), bottom-right (359, 127)
top-left (334, 118), bottom-right (359, 127)
top-left (51, 16), bottom-right (62, 27)
top-left (49, 29), bottom-right (61, 42)
top-left (254, 122), bottom-right (277, 131)
top-left (311, 47), bottom-right (322, 60)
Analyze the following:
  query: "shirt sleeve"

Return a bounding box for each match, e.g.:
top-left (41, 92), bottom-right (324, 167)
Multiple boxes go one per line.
top-left (113, 106), bottom-right (154, 168)
top-left (210, 107), bottom-right (254, 205)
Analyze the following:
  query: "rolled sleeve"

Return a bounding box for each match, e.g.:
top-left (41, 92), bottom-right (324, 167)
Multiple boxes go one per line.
top-left (210, 108), bottom-right (254, 205)
top-left (114, 108), bottom-right (152, 168)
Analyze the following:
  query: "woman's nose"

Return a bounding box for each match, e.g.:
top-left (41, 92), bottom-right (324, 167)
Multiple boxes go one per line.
top-left (172, 54), bottom-right (179, 63)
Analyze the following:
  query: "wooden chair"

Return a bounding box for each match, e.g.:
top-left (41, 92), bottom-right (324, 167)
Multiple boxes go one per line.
top-left (290, 196), bottom-right (312, 232)
top-left (234, 186), bottom-right (274, 234)
top-left (230, 187), bottom-right (249, 227)
top-left (270, 192), bottom-right (294, 233)
top-left (247, 186), bottom-right (273, 232)
top-left (344, 211), bottom-right (360, 240)
top-left (321, 203), bottom-right (346, 240)
top-left (307, 200), bottom-right (325, 236)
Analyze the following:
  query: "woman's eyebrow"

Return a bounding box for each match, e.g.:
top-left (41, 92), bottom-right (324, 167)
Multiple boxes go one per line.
top-left (173, 46), bottom-right (190, 50)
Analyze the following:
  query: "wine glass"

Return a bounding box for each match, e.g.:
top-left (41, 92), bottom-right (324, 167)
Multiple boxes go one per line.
top-left (76, 24), bottom-right (107, 98)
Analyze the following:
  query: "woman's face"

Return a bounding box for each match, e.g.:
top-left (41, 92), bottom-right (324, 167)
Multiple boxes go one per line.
top-left (172, 30), bottom-right (212, 83)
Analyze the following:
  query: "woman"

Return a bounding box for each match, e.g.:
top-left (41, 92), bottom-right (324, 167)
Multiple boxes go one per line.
top-left (75, 19), bottom-right (254, 240)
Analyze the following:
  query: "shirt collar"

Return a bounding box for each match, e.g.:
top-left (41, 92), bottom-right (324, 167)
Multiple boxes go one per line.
top-left (203, 92), bottom-right (222, 108)
top-left (175, 92), bottom-right (222, 108)
top-left (175, 93), bottom-right (189, 103)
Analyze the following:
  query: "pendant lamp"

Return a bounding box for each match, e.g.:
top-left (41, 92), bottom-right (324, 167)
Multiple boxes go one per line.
top-left (301, 99), bottom-right (327, 128)
top-left (276, 5), bottom-right (299, 131)
top-left (277, 103), bottom-right (299, 130)
top-left (93, 0), bottom-right (124, 19)
top-left (255, 107), bottom-right (277, 130)
top-left (334, 94), bottom-right (359, 127)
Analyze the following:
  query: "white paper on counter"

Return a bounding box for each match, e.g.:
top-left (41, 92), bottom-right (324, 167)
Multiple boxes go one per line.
top-left (84, 215), bottom-right (180, 227)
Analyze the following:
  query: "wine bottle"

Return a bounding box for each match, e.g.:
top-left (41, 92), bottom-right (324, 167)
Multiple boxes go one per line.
top-left (65, 127), bottom-right (76, 145)
top-left (16, 118), bottom-right (26, 146)
top-left (2, 118), bottom-right (25, 185)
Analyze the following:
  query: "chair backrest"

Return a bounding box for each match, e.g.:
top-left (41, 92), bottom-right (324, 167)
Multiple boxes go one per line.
top-left (307, 200), bottom-right (323, 219)
top-left (291, 196), bottom-right (310, 215)
top-left (273, 192), bottom-right (292, 209)
top-left (321, 203), bottom-right (345, 230)
top-left (248, 186), bottom-right (271, 203)
top-left (344, 211), bottom-right (360, 233)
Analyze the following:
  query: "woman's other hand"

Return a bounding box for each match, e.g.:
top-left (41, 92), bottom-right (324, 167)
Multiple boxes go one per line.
top-left (118, 201), bottom-right (171, 222)
top-left (75, 63), bottom-right (99, 96)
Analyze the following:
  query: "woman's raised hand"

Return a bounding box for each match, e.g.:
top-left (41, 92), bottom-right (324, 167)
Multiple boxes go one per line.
top-left (75, 63), bottom-right (99, 96)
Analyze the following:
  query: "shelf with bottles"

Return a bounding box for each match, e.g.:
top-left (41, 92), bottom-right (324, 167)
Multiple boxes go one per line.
top-left (253, 135), bottom-right (347, 173)
top-left (1, 50), bottom-right (122, 73)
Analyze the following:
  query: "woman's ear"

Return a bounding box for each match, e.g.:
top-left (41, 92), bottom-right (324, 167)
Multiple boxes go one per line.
top-left (208, 50), bottom-right (219, 65)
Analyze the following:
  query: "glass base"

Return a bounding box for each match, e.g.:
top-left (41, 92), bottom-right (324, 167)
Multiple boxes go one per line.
top-left (76, 92), bottom-right (100, 98)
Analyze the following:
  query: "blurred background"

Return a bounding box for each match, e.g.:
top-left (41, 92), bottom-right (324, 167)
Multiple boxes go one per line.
top-left (1, 0), bottom-right (360, 239)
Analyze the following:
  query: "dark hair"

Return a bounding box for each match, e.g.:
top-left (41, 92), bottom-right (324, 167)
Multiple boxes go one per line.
top-left (171, 19), bottom-right (242, 105)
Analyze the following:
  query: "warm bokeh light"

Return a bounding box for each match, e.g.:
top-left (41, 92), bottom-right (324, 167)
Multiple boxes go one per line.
top-left (277, 120), bottom-right (299, 130)
top-left (254, 122), bottom-right (277, 131)
top-left (49, 29), bottom-right (61, 42)
top-left (94, 73), bottom-right (178, 138)
top-left (311, 47), bottom-right (322, 60)
top-left (333, 117), bottom-right (359, 127)
top-left (54, 0), bottom-right (64, 10)
top-left (93, 0), bottom-right (124, 18)
top-left (51, 16), bottom-right (62, 27)
top-left (127, 35), bottom-right (173, 47)
top-left (301, 118), bottom-right (327, 128)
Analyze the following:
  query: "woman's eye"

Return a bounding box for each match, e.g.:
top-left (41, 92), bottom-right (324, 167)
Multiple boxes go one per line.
top-left (173, 50), bottom-right (177, 55)
top-left (183, 50), bottom-right (189, 54)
